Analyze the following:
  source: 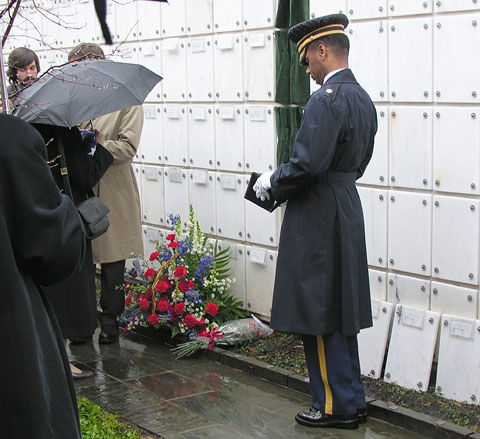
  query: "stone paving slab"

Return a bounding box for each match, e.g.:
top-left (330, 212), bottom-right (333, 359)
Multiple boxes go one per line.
top-left (70, 331), bottom-right (439, 439)
top-left (205, 346), bottom-right (478, 439)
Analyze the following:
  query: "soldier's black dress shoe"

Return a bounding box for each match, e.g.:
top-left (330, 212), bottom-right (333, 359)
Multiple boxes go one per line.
top-left (295, 407), bottom-right (359, 429)
top-left (98, 326), bottom-right (119, 344)
top-left (358, 407), bottom-right (368, 424)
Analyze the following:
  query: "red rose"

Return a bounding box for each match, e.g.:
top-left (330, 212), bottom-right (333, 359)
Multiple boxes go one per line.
top-left (166, 234), bottom-right (176, 241)
top-left (139, 298), bottom-right (150, 311)
top-left (196, 319), bottom-right (206, 331)
top-left (144, 268), bottom-right (155, 279)
top-left (168, 242), bottom-right (179, 249)
top-left (161, 275), bottom-right (173, 289)
top-left (149, 251), bottom-right (159, 261)
top-left (144, 288), bottom-right (152, 299)
top-left (205, 303), bottom-right (218, 317)
top-left (148, 314), bottom-right (159, 326)
top-left (174, 266), bottom-right (187, 278)
top-left (184, 315), bottom-right (197, 328)
top-left (157, 301), bottom-right (169, 312)
top-left (125, 295), bottom-right (132, 306)
top-left (169, 306), bottom-right (179, 324)
top-left (156, 281), bottom-right (169, 293)
top-left (178, 280), bottom-right (194, 292)
top-left (174, 303), bottom-right (185, 315)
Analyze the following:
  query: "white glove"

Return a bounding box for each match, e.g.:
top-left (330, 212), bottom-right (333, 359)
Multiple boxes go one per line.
top-left (253, 171), bottom-right (273, 201)
top-left (255, 187), bottom-right (270, 201)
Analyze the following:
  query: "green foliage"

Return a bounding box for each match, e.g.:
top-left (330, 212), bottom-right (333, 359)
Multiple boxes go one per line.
top-left (78, 397), bottom-right (141, 439)
top-left (170, 325), bottom-right (180, 338)
top-left (170, 339), bottom-right (206, 359)
top-left (211, 241), bottom-right (245, 321)
top-left (212, 241), bottom-right (231, 280)
top-left (215, 288), bottom-right (246, 321)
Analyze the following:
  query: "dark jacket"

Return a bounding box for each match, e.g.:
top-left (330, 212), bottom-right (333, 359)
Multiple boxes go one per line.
top-left (33, 124), bottom-right (113, 339)
top-left (33, 124), bottom-right (113, 204)
top-left (270, 69), bottom-right (377, 336)
top-left (0, 115), bottom-right (85, 438)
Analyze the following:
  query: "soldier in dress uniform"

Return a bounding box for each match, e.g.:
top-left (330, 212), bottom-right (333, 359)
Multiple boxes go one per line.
top-left (254, 14), bottom-right (378, 429)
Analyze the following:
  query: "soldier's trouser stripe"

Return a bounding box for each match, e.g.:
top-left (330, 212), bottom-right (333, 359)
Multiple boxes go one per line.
top-left (316, 335), bottom-right (333, 415)
top-left (303, 333), bottom-right (364, 415)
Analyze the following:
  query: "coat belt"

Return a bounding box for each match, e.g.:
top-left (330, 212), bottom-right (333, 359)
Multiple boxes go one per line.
top-left (318, 172), bottom-right (357, 186)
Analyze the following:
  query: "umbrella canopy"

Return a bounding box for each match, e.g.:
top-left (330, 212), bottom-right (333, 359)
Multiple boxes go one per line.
top-left (12, 59), bottom-right (162, 127)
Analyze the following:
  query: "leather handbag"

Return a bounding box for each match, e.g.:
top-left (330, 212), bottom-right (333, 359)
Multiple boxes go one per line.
top-left (57, 134), bottom-right (110, 240)
top-left (75, 194), bottom-right (110, 239)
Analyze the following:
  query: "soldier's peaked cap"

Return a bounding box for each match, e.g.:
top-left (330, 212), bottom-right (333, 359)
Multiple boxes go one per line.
top-left (288, 13), bottom-right (349, 66)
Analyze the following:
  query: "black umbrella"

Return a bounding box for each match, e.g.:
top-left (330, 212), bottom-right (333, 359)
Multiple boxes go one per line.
top-left (13, 59), bottom-right (162, 127)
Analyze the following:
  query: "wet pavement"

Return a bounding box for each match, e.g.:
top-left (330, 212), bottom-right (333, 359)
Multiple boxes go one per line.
top-left (69, 330), bottom-right (431, 439)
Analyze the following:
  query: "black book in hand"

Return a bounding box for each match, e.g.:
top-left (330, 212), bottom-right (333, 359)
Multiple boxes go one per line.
top-left (244, 172), bottom-right (277, 212)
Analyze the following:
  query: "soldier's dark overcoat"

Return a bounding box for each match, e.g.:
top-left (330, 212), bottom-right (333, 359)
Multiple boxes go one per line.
top-left (270, 69), bottom-right (377, 336)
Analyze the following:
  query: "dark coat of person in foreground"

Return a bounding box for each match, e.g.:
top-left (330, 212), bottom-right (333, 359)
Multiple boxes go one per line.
top-left (270, 69), bottom-right (377, 337)
top-left (33, 124), bottom-right (113, 340)
top-left (0, 114), bottom-right (85, 438)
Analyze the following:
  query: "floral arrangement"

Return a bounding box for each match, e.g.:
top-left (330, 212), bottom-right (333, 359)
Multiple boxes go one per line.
top-left (121, 206), bottom-right (244, 340)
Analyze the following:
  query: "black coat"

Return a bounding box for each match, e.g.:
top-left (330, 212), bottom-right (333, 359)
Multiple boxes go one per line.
top-left (0, 115), bottom-right (85, 438)
top-left (270, 69), bottom-right (377, 336)
top-left (34, 124), bottom-right (113, 339)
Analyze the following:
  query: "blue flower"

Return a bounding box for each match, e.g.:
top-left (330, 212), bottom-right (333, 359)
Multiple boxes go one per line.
top-left (168, 214), bottom-right (180, 230)
top-left (185, 290), bottom-right (200, 303)
top-left (178, 239), bottom-right (192, 257)
top-left (158, 247), bottom-right (172, 262)
top-left (126, 267), bottom-right (137, 279)
top-left (194, 255), bottom-right (213, 282)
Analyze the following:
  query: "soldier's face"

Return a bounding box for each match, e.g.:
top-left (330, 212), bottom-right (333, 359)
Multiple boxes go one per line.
top-left (16, 60), bottom-right (38, 87)
top-left (305, 44), bottom-right (326, 85)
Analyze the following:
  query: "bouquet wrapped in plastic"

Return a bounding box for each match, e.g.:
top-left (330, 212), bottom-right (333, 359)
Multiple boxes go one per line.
top-left (171, 315), bottom-right (273, 359)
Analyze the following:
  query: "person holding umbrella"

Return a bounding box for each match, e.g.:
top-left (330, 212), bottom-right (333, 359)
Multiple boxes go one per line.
top-left (34, 123), bottom-right (113, 377)
top-left (68, 43), bottom-right (145, 344)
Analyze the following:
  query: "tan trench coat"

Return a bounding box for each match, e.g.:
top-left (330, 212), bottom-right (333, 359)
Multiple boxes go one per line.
top-left (90, 105), bottom-right (144, 263)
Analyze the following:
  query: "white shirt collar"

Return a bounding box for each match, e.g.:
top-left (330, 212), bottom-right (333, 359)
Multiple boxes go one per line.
top-left (323, 68), bottom-right (345, 86)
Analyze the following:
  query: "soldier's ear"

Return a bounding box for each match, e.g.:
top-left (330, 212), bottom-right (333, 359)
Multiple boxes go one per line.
top-left (318, 43), bottom-right (328, 60)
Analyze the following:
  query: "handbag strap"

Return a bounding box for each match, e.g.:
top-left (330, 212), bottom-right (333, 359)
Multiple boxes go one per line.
top-left (56, 134), bottom-right (74, 201)
top-left (57, 132), bottom-right (98, 200)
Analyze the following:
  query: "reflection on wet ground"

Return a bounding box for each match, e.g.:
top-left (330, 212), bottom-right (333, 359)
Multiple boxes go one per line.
top-left (70, 330), bottom-right (431, 439)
